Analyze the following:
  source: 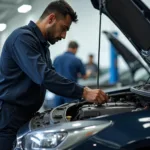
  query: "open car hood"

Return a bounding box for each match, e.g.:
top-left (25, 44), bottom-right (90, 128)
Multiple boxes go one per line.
top-left (103, 31), bottom-right (150, 80)
top-left (91, 0), bottom-right (150, 67)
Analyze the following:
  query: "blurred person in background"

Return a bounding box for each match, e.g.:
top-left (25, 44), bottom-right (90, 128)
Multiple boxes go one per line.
top-left (85, 54), bottom-right (99, 78)
top-left (53, 41), bottom-right (91, 107)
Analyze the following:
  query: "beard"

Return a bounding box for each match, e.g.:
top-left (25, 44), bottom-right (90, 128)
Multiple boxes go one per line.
top-left (46, 25), bottom-right (61, 45)
top-left (46, 29), bottom-right (56, 45)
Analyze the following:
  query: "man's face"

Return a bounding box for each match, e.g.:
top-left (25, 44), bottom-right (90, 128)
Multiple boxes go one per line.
top-left (46, 14), bottom-right (72, 44)
top-left (73, 48), bottom-right (78, 54)
top-left (89, 56), bottom-right (93, 63)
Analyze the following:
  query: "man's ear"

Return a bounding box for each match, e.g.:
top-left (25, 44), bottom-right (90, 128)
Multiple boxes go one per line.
top-left (48, 13), bottom-right (56, 25)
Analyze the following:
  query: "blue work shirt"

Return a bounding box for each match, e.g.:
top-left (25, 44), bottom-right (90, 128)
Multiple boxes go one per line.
top-left (53, 52), bottom-right (86, 82)
top-left (0, 21), bottom-right (83, 112)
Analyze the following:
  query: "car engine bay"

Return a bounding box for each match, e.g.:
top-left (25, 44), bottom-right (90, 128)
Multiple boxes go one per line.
top-left (30, 87), bottom-right (150, 130)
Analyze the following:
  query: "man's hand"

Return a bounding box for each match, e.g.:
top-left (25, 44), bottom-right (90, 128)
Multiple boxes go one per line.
top-left (82, 87), bottom-right (108, 104)
top-left (82, 70), bottom-right (92, 80)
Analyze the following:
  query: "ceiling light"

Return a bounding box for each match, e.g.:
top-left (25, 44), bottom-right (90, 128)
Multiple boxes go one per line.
top-left (0, 23), bottom-right (7, 32)
top-left (18, 4), bottom-right (32, 13)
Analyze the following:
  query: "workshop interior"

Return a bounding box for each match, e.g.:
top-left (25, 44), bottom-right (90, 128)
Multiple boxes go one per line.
top-left (0, 0), bottom-right (150, 150)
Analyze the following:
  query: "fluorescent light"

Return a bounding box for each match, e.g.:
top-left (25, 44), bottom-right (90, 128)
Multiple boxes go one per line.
top-left (0, 23), bottom-right (7, 32)
top-left (18, 4), bottom-right (32, 13)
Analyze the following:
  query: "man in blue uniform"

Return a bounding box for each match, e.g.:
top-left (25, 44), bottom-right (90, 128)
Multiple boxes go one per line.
top-left (0, 0), bottom-right (108, 149)
top-left (53, 41), bottom-right (91, 106)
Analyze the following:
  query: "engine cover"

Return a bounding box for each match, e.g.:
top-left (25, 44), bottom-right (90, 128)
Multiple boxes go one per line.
top-left (78, 103), bottom-right (135, 120)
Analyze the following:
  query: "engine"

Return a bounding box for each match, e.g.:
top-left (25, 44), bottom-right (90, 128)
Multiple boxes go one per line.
top-left (30, 88), bottom-right (149, 129)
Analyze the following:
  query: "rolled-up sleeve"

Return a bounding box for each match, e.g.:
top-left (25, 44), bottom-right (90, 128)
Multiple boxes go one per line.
top-left (11, 33), bottom-right (83, 98)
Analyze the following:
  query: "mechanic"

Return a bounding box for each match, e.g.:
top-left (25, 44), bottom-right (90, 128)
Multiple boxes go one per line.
top-left (85, 54), bottom-right (99, 78)
top-left (53, 41), bottom-right (91, 107)
top-left (0, 0), bottom-right (108, 149)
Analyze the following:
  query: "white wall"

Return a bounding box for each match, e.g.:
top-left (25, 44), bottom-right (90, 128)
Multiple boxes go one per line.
top-left (0, 0), bottom-right (148, 70)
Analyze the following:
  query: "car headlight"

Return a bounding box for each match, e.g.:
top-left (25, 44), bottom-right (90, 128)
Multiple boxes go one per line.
top-left (15, 120), bottom-right (112, 150)
top-left (23, 131), bottom-right (67, 149)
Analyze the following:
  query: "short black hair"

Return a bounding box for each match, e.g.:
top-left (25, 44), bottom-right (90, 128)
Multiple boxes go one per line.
top-left (68, 41), bottom-right (79, 49)
top-left (40, 0), bottom-right (78, 22)
top-left (89, 54), bottom-right (94, 58)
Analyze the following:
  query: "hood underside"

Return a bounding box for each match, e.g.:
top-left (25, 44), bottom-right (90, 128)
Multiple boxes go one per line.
top-left (103, 31), bottom-right (150, 77)
top-left (91, 0), bottom-right (150, 66)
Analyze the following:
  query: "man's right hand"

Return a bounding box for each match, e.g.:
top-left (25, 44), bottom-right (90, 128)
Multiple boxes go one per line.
top-left (82, 87), bottom-right (108, 104)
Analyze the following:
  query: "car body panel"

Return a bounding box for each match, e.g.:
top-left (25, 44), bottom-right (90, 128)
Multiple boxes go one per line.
top-left (73, 110), bottom-right (150, 149)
